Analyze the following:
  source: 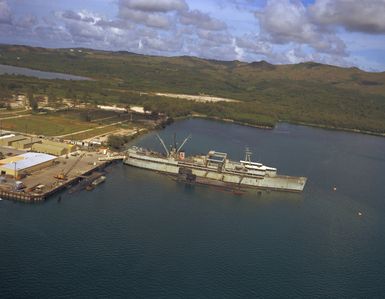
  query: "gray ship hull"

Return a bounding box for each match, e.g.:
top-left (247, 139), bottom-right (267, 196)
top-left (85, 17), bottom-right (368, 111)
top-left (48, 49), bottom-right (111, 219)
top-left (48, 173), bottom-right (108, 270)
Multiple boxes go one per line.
top-left (124, 150), bottom-right (307, 192)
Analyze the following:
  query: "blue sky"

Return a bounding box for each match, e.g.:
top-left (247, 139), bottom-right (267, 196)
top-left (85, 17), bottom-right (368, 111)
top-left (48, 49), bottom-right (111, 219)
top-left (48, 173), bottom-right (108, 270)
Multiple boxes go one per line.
top-left (1, 0), bottom-right (385, 71)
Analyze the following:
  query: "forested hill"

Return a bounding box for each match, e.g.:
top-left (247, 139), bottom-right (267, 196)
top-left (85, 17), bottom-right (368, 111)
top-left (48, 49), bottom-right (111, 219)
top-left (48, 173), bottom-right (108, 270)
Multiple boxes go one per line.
top-left (0, 44), bottom-right (384, 134)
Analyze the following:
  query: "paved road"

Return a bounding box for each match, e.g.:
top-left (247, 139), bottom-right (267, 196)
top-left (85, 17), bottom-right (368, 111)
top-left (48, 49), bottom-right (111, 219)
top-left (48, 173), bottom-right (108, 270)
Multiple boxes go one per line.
top-left (56, 120), bottom-right (131, 138)
top-left (0, 114), bottom-right (31, 120)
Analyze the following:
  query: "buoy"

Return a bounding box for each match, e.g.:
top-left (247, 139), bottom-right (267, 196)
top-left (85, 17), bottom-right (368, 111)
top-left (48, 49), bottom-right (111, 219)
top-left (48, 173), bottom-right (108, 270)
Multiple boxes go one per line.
top-left (333, 186), bottom-right (337, 191)
top-left (358, 212), bottom-right (362, 216)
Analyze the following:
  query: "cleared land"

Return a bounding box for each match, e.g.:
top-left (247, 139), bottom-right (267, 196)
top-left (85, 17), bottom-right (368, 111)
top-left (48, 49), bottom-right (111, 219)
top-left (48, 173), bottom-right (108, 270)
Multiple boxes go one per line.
top-left (0, 114), bottom-right (97, 136)
top-left (64, 125), bottom-right (122, 140)
top-left (0, 108), bottom-right (139, 137)
top-left (153, 92), bottom-right (239, 103)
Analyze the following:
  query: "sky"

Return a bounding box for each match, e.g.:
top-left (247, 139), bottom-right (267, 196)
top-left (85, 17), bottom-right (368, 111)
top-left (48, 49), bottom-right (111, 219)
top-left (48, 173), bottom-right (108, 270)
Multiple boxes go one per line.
top-left (1, 0), bottom-right (385, 71)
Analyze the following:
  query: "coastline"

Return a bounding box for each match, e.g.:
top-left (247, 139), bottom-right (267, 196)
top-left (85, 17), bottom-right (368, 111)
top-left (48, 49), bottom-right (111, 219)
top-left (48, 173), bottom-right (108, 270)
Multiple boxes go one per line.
top-left (177, 114), bottom-right (274, 130)
top-left (172, 114), bottom-right (384, 138)
top-left (280, 120), bottom-right (385, 138)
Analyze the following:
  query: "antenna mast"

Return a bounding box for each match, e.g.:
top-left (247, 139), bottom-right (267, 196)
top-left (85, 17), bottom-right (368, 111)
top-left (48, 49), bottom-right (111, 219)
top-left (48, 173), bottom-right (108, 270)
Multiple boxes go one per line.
top-left (245, 147), bottom-right (252, 162)
top-left (173, 133), bottom-right (177, 151)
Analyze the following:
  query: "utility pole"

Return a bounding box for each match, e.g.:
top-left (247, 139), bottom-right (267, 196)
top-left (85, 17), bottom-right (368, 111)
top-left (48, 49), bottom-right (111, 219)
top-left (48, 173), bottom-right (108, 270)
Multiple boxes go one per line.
top-left (12, 161), bottom-right (17, 179)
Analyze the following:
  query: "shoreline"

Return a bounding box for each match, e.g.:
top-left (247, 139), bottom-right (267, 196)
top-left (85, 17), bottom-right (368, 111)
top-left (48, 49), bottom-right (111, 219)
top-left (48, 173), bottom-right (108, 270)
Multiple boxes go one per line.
top-left (172, 114), bottom-right (385, 138)
top-left (279, 120), bottom-right (385, 137)
top-left (177, 114), bottom-right (274, 130)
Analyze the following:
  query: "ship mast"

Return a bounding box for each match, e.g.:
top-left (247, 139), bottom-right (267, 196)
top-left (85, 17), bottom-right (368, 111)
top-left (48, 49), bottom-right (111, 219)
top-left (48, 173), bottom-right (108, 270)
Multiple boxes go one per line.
top-left (245, 147), bottom-right (252, 162)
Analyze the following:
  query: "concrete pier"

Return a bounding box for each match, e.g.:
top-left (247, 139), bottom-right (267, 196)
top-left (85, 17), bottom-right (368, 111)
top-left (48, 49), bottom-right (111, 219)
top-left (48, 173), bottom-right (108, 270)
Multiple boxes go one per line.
top-left (0, 152), bottom-right (115, 203)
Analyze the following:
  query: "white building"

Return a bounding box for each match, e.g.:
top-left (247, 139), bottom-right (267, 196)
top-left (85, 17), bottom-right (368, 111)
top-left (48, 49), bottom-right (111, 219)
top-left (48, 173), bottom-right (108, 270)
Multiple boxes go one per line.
top-left (97, 105), bottom-right (127, 113)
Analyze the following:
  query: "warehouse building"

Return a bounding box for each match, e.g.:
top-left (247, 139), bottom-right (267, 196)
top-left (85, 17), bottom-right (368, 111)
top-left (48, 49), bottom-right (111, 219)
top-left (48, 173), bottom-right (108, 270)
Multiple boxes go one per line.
top-left (0, 135), bottom-right (27, 147)
top-left (0, 152), bottom-right (57, 178)
top-left (31, 143), bottom-right (68, 156)
top-left (12, 138), bottom-right (42, 150)
top-left (42, 140), bottom-right (76, 153)
top-left (0, 133), bottom-right (15, 139)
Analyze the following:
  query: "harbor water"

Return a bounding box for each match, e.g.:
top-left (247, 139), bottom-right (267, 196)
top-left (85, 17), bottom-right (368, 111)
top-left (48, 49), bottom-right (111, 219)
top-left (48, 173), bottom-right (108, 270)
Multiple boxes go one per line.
top-left (1, 119), bottom-right (385, 297)
top-left (0, 64), bottom-right (91, 80)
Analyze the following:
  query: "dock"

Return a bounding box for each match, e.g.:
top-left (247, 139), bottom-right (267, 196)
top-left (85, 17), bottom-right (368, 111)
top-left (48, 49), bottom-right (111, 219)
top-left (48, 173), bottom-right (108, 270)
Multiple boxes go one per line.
top-left (98, 155), bottom-right (125, 161)
top-left (0, 152), bottom-right (117, 203)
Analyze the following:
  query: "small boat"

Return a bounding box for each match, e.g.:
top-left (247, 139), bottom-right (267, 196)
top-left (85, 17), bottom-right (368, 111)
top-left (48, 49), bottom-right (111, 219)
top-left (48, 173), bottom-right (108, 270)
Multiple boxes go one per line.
top-left (91, 175), bottom-right (106, 187)
top-left (232, 189), bottom-right (246, 196)
top-left (86, 185), bottom-right (94, 191)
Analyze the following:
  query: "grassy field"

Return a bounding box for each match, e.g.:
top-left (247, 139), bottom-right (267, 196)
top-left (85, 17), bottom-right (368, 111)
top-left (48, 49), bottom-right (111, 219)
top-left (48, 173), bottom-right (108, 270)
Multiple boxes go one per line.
top-left (0, 109), bottom-right (30, 117)
top-left (65, 125), bottom-right (122, 140)
top-left (0, 108), bottom-right (137, 139)
top-left (1, 114), bottom-right (97, 136)
top-left (0, 45), bottom-right (384, 134)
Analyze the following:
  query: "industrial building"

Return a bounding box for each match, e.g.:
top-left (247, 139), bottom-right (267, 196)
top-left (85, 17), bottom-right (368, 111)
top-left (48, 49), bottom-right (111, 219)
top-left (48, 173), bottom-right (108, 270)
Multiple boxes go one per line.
top-left (31, 140), bottom-right (76, 156)
top-left (0, 133), bottom-right (15, 139)
top-left (11, 138), bottom-right (42, 150)
top-left (31, 143), bottom-right (68, 156)
top-left (0, 152), bottom-right (57, 178)
top-left (0, 135), bottom-right (27, 147)
top-left (42, 140), bottom-right (76, 153)
top-left (97, 104), bottom-right (127, 113)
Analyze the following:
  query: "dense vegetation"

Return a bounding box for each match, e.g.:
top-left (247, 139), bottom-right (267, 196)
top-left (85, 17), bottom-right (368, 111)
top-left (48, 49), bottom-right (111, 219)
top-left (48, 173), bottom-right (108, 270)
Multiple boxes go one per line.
top-left (0, 44), bottom-right (384, 134)
top-left (107, 134), bottom-right (132, 150)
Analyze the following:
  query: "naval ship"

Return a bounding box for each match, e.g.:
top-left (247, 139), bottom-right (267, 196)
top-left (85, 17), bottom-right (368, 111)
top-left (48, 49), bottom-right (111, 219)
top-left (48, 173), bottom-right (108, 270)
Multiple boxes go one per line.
top-left (124, 135), bottom-right (307, 192)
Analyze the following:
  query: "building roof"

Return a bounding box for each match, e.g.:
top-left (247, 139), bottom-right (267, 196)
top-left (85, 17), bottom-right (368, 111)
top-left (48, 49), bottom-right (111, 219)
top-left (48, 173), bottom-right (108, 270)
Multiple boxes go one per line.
top-left (0, 134), bottom-right (15, 139)
top-left (42, 140), bottom-right (72, 149)
top-left (0, 152), bottom-right (57, 170)
top-left (33, 143), bottom-right (67, 152)
top-left (130, 106), bottom-right (145, 113)
top-left (14, 138), bottom-right (41, 145)
top-left (0, 135), bottom-right (27, 143)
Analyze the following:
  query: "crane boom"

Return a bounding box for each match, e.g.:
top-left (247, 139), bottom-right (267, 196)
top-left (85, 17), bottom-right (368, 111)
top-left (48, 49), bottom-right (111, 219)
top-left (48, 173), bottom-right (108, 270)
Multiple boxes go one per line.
top-left (55, 153), bottom-right (85, 180)
top-left (156, 134), bottom-right (170, 157)
top-left (64, 153), bottom-right (85, 177)
top-left (177, 134), bottom-right (191, 153)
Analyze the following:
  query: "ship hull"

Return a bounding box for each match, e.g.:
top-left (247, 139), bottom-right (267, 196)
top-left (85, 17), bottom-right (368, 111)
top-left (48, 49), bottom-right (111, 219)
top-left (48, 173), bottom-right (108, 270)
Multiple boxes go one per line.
top-left (124, 151), bottom-right (306, 192)
top-left (124, 154), bottom-right (180, 174)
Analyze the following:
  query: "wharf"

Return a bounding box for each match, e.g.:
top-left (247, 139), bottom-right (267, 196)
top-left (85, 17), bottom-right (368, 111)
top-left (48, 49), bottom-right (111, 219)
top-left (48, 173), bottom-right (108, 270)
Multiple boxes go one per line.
top-left (98, 155), bottom-right (125, 161)
top-left (0, 152), bottom-right (114, 203)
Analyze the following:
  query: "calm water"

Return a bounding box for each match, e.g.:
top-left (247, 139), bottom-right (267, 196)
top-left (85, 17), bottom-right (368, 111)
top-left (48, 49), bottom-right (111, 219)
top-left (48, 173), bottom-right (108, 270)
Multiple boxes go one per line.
top-left (0, 64), bottom-right (91, 80)
top-left (1, 119), bottom-right (385, 298)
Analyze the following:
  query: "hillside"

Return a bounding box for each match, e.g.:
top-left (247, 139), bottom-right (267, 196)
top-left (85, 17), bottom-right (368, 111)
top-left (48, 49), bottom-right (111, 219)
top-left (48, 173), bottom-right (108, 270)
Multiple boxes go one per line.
top-left (0, 44), bottom-right (384, 134)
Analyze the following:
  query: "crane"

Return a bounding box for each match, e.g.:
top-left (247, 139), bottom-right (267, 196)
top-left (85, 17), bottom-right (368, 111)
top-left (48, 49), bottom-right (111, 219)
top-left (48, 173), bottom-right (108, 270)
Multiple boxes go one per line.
top-left (155, 133), bottom-right (191, 158)
top-left (55, 153), bottom-right (85, 180)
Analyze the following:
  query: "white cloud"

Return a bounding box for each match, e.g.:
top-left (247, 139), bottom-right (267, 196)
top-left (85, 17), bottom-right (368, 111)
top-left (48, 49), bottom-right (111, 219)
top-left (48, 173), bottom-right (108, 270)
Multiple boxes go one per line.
top-left (119, 0), bottom-right (188, 12)
top-left (119, 7), bottom-right (172, 28)
top-left (0, 0), bottom-right (12, 24)
top-left (310, 0), bottom-right (385, 34)
top-left (1, 0), bottom-right (384, 70)
top-left (235, 35), bottom-right (272, 56)
top-left (255, 0), bottom-right (347, 55)
top-left (179, 9), bottom-right (226, 31)
top-left (232, 38), bottom-right (244, 60)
